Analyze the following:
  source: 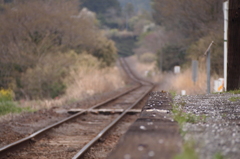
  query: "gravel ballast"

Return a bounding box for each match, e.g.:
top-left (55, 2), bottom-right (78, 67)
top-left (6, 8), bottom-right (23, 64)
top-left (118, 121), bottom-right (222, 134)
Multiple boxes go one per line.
top-left (174, 93), bottom-right (240, 159)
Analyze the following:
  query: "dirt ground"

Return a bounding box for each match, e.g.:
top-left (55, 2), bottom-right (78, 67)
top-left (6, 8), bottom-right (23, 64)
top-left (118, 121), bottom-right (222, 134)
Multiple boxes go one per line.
top-left (0, 85), bottom-right (151, 159)
top-left (0, 87), bottom-right (130, 149)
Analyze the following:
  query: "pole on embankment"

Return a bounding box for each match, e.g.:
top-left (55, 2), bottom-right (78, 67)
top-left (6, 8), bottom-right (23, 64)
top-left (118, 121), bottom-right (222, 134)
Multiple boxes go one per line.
top-left (223, 1), bottom-right (228, 91)
top-left (205, 41), bottom-right (214, 94)
top-left (207, 50), bottom-right (211, 94)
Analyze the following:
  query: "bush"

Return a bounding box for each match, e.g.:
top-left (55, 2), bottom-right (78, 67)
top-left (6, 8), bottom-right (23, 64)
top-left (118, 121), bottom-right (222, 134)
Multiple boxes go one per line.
top-left (157, 45), bottom-right (186, 72)
top-left (0, 101), bottom-right (21, 116)
top-left (91, 37), bottom-right (117, 67)
top-left (0, 89), bottom-right (32, 115)
top-left (0, 0), bottom-right (118, 99)
top-left (19, 52), bottom-right (76, 99)
top-left (0, 89), bottom-right (14, 102)
top-left (138, 52), bottom-right (156, 63)
top-left (19, 52), bottom-right (103, 99)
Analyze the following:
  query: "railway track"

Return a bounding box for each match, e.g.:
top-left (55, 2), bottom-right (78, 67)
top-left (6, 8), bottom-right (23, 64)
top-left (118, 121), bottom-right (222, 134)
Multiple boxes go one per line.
top-left (0, 58), bottom-right (155, 158)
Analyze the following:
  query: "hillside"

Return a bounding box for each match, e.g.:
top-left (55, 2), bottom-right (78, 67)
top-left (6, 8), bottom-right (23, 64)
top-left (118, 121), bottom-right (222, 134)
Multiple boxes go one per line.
top-left (117, 0), bottom-right (151, 12)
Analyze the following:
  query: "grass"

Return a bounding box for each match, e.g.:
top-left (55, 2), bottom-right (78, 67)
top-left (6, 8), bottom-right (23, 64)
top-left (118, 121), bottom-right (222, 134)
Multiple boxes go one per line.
top-left (228, 96), bottom-right (240, 102)
top-left (174, 141), bottom-right (198, 159)
top-left (169, 90), bottom-right (177, 98)
top-left (172, 103), bottom-right (206, 127)
top-left (227, 89), bottom-right (240, 94)
top-left (213, 152), bottom-right (224, 159)
top-left (7, 64), bottom-right (127, 112)
top-left (172, 102), bottom-right (206, 159)
top-left (0, 101), bottom-right (33, 116)
top-left (169, 68), bottom-right (210, 95)
top-left (64, 66), bottom-right (125, 103)
top-left (0, 89), bottom-right (33, 116)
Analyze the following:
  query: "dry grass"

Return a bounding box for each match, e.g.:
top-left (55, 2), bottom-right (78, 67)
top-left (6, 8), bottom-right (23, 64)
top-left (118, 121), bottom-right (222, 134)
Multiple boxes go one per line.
top-left (2, 65), bottom-right (125, 115)
top-left (169, 69), bottom-right (207, 95)
top-left (0, 52), bottom-right (126, 121)
top-left (64, 66), bottom-right (125, 102)
top-left (126, 55), bottom-right (218, 95)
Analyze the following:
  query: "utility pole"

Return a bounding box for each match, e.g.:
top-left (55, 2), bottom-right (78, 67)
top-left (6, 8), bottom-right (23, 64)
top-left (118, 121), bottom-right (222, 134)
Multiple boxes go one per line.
top-left (205, 41), bottom-right (214, 94)
top-left (206, 49), bottom-right (211, 94)
top-left (227, 0), bottom-right (240, 90)
top-left (223, 1), bottom-right (228, 91)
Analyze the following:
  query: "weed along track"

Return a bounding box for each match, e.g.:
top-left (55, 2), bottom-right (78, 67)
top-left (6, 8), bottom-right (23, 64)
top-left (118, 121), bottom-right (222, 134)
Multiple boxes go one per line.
top-left (0, 58), bottom-right (155, 158)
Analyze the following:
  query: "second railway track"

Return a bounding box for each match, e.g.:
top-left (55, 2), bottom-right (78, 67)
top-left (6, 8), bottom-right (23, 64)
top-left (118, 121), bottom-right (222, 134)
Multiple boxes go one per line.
top-left (0, 58), bottom-right (155, 158)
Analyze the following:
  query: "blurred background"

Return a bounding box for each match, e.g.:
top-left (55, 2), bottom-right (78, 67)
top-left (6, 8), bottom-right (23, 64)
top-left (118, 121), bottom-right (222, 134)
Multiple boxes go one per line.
top-left (0, 0), bottom-right (225, 105)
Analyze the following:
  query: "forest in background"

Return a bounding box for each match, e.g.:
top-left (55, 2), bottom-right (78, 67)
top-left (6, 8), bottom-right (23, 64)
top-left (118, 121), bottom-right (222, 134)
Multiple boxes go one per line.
top-left (0, 0), bottom-right (226, 100)
top-left (80, 0), bottom-right (225, 76)
top-left (146, 0), bottom-right (224, 74)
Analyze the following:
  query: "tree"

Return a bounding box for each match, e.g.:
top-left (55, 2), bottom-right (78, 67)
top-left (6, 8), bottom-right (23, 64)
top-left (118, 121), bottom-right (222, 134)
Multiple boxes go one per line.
top-left (80, 0), bottom-right (122, 28)
top-left (118, 0), bottom-right (151, 13)
top-left (81, 0), bottom-right (121, 15)
top-left (152, 0), bottom-right (224, 74)
top-left (0, 0), bottom-right (117, 98)
top-left (157, 45), bottom-right (186, 72)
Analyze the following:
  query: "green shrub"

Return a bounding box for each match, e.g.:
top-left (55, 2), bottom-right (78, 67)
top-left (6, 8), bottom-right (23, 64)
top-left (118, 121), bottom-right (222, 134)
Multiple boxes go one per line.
top-left (172, 103), bottom-right (206, 126)
top-left (0, 89), bottom-right (33, 115)
top-left (20, 52), bottom-right (75, 99)
top-left (91, 37), bottom-right (117, 67)
top-left (156, 45), bottom-right (186, 71)
top-left (0, 101), bottom-right (21, 115)
top-left (227, 90), bottom-right (240, 94)
top-left (213, 152), bottom-right (224, 159)
top-left (0, 101), bottom-right (33, 116)
top-left (139, 52), bottom-right (156, 63)
top-left (228, 97), bottom-right (240, 102)
top-left (0, 89), bottom-right (14, 102)
top-left (174, 141), bottom-right (198, 159)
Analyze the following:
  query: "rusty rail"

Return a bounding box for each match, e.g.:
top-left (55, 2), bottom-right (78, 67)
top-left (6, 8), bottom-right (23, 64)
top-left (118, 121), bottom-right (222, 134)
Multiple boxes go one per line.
top-left (0, 58), bottom-right (155, 157)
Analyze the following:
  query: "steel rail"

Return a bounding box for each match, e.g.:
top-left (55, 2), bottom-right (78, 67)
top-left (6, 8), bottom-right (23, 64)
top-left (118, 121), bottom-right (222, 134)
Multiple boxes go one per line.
top-left (119, 58), bottom-right (153, 86)
top-left (72, 85), bottom-right (154, 159)
top-left (0, 58), bottom-right (143, 155)
top-left (0, 85), bottom-right (139, 154)
top-left (72, 58), bottom-right (155, 159)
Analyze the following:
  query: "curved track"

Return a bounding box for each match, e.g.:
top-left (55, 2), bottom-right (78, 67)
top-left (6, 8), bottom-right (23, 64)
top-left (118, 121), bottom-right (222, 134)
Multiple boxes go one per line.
top-left (0, 58), bottom-right (155, 158)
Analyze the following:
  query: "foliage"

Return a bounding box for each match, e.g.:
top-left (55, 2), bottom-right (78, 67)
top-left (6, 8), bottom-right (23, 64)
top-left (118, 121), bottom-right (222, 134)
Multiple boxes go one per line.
top-left (0, 89), bottom-right (32, 115)
top-left (157, 45), bottom-right (186, 72)
top-left (91, 37), bottom-right (117, 67)
top-left (0, 101), bottom-right (33, 116)
top-left (172, 102), bottom-right (206, 127)
top-left (138, 53), bottom-right (156, 63)
top-left (81, 0), bottom-right (121, 15)
top-left (174, 141), bottom-right (198, 159)
top-left (213, 152), bottom-right (224, 159)
top-left (169, 90), bottom-right (177, 98)
top-left (226, 90), bottom-right (240, 94)
top-left (187, 34), bottom-right (224, 76)
top-left (228, 97), bottom-right (240, 102)
top-left (20, 51), bottom-right (104, 99)
top-left (117, 0), bottom-right (152, 13)
top-left (20, 52), bottom-right (72, 99)
top-left (0, 0), bottom-right (117, 99)
top-left (152, 0), bottom-right (224, 74)
top-left (111, 35), bottom-right (137, 57)
top-left (0, 89), bottom-right (14, 102)
top-left (81, 0), bottom-right (122, 28)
